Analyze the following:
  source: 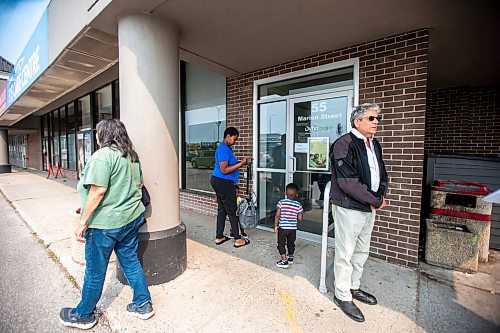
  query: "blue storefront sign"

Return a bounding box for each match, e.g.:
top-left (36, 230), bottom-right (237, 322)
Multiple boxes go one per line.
top-left (6, 9), bottom-right (48, 109)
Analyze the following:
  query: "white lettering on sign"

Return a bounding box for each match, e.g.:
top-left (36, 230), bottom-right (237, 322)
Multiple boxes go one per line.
top-left (305, 125), bottom-right (334, 132)
top-left (311, 101), bottom-right (327, 113)
top-left (298, 115), bottom-right (319, 121)
top-left (9, 45), bottom-right (41, 102)
top-left (321, 113), bottom-right (342, 119)
top-left (298, 113), bottom-right (342, 122)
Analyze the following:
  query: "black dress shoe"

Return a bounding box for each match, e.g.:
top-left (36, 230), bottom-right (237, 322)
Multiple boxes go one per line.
top-left (351, 289), bottom-right (377, 305)
top-left (333, 296), bottom-right (365, 322)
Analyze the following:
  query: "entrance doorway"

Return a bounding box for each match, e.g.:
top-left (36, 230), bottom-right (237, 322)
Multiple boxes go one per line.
top-left (256, 90), bottom-right (353, 238)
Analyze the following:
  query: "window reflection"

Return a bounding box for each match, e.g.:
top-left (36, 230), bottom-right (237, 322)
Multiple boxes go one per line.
top-left (184, 62), bottom-right (226, 192)
top-left (77, 95), bottom-right (91, 131)
top-left (259, 67), bottom-right (353, 99)
top-left (59, 107), bottom-right (68, 168)
top-left (96, 85), bottom-right (112, 121)
top-left (67, 103), bottom-right (76, 170)
top-left (258, 101), bottom-right (286, 169)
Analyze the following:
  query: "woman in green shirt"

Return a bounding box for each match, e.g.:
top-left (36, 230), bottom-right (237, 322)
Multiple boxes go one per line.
top-left (60, 119), bottom-right (153, 330)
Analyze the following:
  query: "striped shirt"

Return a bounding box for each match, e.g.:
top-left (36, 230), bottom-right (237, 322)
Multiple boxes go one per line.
top-left (277, 199), bottom-right (304, 230)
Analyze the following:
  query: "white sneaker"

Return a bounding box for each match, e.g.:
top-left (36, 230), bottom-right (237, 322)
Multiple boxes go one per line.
top-left (275, 259), bottom-right (289, 268)
top-left (126, 302), bottom-right (155, 320)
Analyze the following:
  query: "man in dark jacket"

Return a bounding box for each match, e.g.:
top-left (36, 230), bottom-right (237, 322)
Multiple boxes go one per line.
top-left (329, 103), bottom-right (388, 322)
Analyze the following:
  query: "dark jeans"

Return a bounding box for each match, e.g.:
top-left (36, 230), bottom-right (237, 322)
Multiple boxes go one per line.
top-left (277, 228), bottom-right (296, 256)
top-left (210, 176), bottom-right (241, 239)
top-left (74, 213), bottom-right (151, 318)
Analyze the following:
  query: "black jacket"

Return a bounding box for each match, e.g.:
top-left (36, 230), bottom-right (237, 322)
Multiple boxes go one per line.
top-left (329, 132), bottom-right (388, 212)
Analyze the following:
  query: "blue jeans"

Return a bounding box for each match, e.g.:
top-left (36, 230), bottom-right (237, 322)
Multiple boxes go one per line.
top-left (74, 213), bottom-right (151, 318)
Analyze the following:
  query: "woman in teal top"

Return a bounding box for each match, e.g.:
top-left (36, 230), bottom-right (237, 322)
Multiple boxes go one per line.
top-left (210, 127), bottom-right (251, 248)
top-left (59, 119), bottom-right (153, 330)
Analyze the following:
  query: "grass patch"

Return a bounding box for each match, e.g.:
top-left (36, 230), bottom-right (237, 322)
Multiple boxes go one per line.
top-left (47, 249), bottom-right (60, 263)
top-left (67, 275), bottom-right (78, 289)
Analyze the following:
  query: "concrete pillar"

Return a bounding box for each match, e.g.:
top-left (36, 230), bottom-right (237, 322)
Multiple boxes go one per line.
top-left (0, 130), bottom-right (11, 173)
top-left (117, 13), bottom-right (186, 285)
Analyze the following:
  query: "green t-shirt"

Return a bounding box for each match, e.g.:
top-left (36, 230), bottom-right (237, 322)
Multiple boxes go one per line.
top-left (77, 146), bottom-right (145, 229)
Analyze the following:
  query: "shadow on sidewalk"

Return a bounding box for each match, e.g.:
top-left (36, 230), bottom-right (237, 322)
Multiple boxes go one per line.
top-left (181, 209), bottom-right (500, 332)
top-left (416, 251), bottom-right (500, 332)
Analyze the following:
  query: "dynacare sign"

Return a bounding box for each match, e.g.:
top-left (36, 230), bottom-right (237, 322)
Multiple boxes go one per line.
top-left (6, 9), bottom-right (48, 109)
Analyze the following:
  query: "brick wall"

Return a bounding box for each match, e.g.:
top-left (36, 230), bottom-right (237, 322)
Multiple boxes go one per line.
top-left (425, 85), bottom-right (500, 158)
top-left (180, 190), bottom-right (217, 217)
top-left (181, 29), bottom-right (429, 267)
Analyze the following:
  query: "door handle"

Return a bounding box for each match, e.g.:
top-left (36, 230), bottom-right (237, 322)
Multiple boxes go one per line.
top-left (290, 156), bottom-right (297, 173)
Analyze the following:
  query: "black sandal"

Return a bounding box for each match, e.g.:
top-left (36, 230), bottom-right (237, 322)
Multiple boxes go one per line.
top-left (215, 236), bottom-right (231, 245)
top-left (233, 238), bottom-right (250, 248)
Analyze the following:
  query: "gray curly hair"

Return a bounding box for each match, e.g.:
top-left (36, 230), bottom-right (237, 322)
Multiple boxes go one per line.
top-left (350, 103), bottom-right (381, 128)
top-left (96, 119), bottom-right (140, 162)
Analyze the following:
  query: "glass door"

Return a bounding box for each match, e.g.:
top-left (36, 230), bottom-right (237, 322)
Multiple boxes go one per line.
top-left (256, 101), bottom-right (288, 228)
top-left (287, 91), bottom-right (352, 236)
top-left (256, 90), bottom-right (352, 236)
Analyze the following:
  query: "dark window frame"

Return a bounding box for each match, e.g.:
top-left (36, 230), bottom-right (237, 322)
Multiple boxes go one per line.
top-left (180, 61), bottom-right (187, 189)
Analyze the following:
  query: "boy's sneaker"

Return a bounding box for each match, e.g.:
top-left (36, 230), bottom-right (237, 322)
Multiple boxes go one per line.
top-left (276, 259), bottom-right (289, 268)
top-left (288, 255), bottom-right (294, 264)
top-left (126, 302), bottom-right (155, 320)
top-left (59, 307), bottom-right (97, 330)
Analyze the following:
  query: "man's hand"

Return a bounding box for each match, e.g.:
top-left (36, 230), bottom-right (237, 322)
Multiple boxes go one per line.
top-left (274, 226), bottom-right (278, 233)
top-left (376, 197), bottom-right (387, 210)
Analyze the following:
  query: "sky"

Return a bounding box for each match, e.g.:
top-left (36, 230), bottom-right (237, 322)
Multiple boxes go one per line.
top-left (0, 0), bottom-right (50, 64)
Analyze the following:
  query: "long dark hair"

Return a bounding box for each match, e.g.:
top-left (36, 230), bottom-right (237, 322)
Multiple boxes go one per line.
top-left (96, 119), bottom-right (139, 162)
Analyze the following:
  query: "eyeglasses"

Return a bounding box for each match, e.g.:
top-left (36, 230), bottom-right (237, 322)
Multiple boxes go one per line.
top-left (361, 115), bottom-right (382, 122)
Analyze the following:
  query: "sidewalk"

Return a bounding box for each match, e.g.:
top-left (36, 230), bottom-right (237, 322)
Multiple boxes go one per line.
top-left (0, 169), bottom-right (498, 333)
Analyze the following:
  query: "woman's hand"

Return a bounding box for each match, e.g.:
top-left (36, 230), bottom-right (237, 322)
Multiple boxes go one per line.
top-left (76, 185), bottom-right (107, 242)
top-left (75, 221), bottom-right (87, 243)
top-left (219, 158), bottom-right (250, 174)
top-left (241, 157), bottom-right (254, 167)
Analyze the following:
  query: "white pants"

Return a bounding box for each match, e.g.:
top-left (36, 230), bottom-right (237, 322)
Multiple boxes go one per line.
top-left (332, 204), bottom-right (376, 301)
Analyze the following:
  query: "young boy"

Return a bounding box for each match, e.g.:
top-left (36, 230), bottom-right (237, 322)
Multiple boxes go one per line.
top-left (230, 184), bottom-right (248, 239)
top-left (274, 183), bottom-right (303, 268)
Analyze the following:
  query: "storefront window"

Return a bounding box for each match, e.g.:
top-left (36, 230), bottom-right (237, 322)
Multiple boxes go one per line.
top-left (39, 81), bottom-right (118, 174)
top-left (183, 62), bottom-right (226, 192)
top-left (42, 115), bottom-right (49, 170)
top-left (8, 136), bottom-right (26, 168)
top-left (59, 107), bottom-right (68, 169)
top-left (51, 111), bottom-right (60, 166)
top-left (258, 67), bottom-right (353, 99)
top-left (77, 95), bottom-right (91, 131)
top-left (96, 85), bottom-right (112, 122)
top-left (67, 103), bottom-right (76, 170)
